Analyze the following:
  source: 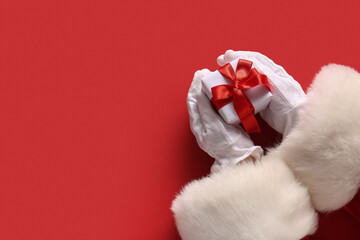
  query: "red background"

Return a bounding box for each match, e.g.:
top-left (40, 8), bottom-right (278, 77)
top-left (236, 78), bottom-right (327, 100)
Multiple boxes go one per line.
top-left (1, 0), bottom-right (360, 239)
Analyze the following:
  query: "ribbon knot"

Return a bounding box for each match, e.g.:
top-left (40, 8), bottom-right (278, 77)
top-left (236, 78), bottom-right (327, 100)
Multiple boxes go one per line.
top-left (234, 80), bottom-right (242, 89)
top-left (211, 59), bottom-right (271, 133)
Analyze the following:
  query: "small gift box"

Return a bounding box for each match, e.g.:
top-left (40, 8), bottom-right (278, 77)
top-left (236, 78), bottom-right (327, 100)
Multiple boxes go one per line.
top-left (202, 58), bottom-right (272, 133)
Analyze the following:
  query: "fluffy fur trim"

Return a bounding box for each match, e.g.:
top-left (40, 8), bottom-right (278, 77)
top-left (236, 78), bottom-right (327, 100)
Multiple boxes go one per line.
top-left (171, 157), bottom-right (317, 240)
top-left (273, 64), bottom-right (360, 212)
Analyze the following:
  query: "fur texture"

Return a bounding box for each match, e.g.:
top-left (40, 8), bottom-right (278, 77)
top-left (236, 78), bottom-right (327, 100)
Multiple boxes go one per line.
top-left (172, 64), bottom-right (360, 239)
top-left (272, 64), bottom-right (360, 211)
top-left (172, 157), bottom-right (317, 240)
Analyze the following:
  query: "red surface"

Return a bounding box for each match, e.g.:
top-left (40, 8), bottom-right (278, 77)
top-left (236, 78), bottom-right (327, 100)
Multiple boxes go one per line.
top-left (1, 0), bottom-right (360, 239)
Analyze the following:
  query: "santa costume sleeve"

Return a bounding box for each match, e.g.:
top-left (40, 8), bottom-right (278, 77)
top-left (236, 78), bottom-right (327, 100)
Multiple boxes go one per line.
top-left (173, 63), bottom-right (360, 240)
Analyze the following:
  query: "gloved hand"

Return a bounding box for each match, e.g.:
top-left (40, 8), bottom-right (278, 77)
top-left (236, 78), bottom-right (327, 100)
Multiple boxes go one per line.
top-left (187, 69), bottom-right (262, 173)
top-left (188, 50), bottom-right (306, 172)
top-left (217, 50), bottom-right (306, 136)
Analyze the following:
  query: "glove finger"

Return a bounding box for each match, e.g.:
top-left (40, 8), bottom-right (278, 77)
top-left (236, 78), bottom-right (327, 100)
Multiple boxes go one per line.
top-left (223, 49), bottom-right (239, 63)
top-left (217, 50), bottom-right (263, 66)
top-left (216, 54), bottom-right (226, 66)
top-left (187, 69), bottom-right (211, 144)
top-left (188, 69), bottom-right (211, 98)
top-left (187, 93), bottom-right (204, 143)
top-left (216, 50), bottom-right (238, 66)
top-left (196, 91), bottom-right (237, 147)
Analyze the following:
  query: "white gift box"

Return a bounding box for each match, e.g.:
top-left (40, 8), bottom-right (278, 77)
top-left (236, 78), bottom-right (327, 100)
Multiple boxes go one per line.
top-left (202, 58), bottom-right (272, 125)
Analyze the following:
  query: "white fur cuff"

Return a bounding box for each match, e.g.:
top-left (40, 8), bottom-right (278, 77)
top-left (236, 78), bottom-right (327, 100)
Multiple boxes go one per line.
top-left (274, 64), bottom-right (360, 211)
top-left (172, 157), bottom-right (317, 240)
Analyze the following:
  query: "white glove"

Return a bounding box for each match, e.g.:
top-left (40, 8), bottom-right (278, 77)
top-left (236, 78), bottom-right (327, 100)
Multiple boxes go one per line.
top-left (217, 50), bottom-right (306, 136)
top-left (188, 50), bottom-right (306, 172)
top-left (187, 69), bottom-right (262, 173)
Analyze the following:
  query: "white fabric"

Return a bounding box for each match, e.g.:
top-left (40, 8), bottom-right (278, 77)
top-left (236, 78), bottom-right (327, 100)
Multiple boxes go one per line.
top-left (187, 69), bottom-right (263, 173)
top-left (201, 58), bottom-right (272, 125)
top-left (172, 157), bottom-right (318, 240)
top-left (217, 50), bottom-right (307, 136)
top-left (188, 50), bottom-right (306, 172)
top-left (270, 64), bottom-right (360, 212)
top-left (176, 62), bottom-right (360, 239)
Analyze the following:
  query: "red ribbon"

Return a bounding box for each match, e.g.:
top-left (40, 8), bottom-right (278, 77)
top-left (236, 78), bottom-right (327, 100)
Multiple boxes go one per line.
top-left (211, 59), bottom-right (271, 133)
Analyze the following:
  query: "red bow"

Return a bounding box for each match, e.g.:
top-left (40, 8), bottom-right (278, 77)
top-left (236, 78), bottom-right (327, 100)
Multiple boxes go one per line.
top-left (211, 59), bottom-right (271, 133)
